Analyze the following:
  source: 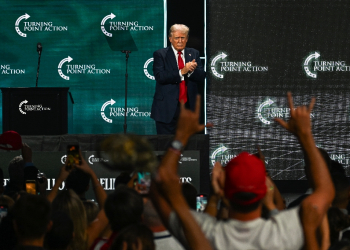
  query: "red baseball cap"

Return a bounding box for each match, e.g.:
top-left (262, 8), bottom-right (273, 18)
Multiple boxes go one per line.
top-left (224, 152), bottom-right (267, 205)
top-left (0, 131), bottom-right (22, 151)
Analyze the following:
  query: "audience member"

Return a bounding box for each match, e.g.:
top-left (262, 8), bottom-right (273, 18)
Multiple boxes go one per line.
top-left (110, 223), bottom-right (155, 250)
top-left (328, 207), bottom-right (350, 245)
top-left (47, 152), bottom-right (109, 249)
top-left (0, 194), bottom-right (14, 208)
top-left (0, 192), bottom-right (31, 250)
top-left (90, 185), bottom-right (144, 250)
top-left (114, 171), bottom-right (132, 189)
top-left (330, 160), bottom-right (347, 176)
top-left (203, 161), bottom-right (229, 219)
top-left (152, 93), bottom-right (334, 250)
top-left (4, 156), bottom-right (25, 199)
top-left (83, 200), bottom-right (99, 225)
top-left (332, 172), bottom-right (350, 214)
top-left (65, 168), bottom-right (90, 201)
top-left (0, 194), bottom-right (14, 223)
top-left (288, 148), bottom-right (336, 209)
top-left (301, 198), bottom-right (331, 250)
top-left (0, 210), bottom-right (17, 250)
top-left (52, 189), bottom-right (88, 250)
top-left (4, 143), bottom-right (42, 200)
top-left (261, 176), bottom-right (281, 219)
top-left (21, 143), bottom-right (40, 182)
top-left (254, 147), bottom-right (286, 212)
top-left (44, 211), bottom-right (74, 250)
top-left (151, 95), bottom-right (214, 250)
top-left (11, 194), bottom-right (52, 250)
top-left (0, 131), bottom-right (22, 151)
top-left (143, 198), bottom-right (184, 250)
top-left (48, 152), bottom-right (107, 209)
top-left (181, 182), bottom-right (197, 210)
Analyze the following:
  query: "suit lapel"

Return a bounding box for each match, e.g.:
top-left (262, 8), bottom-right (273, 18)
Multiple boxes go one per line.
top-left (166, 47), bottom-right (178, 70)
top-left (184, 48), bottom-right (191, 63)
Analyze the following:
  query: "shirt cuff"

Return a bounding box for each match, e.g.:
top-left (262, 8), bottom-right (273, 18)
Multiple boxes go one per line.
top-left (179, 70), bottom-right (184, 81)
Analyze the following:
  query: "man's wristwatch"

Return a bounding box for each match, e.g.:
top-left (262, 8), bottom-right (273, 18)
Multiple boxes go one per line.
top-left (171, 140), bottom-right (184, 152)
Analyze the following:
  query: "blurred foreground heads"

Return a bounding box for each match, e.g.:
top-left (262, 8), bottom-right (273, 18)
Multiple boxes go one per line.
top-left (98, 134), bottom-right (157, 173)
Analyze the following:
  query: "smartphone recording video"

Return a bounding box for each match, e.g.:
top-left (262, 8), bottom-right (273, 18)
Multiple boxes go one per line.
top-left (66, 145), bottom-right (81, 171)
top-left (26, 180), bottom-right (36, 195)
top-left (137, 172), bottom-right (151, 194)
top-left (196, 194), bottom-right (208, 212)
top-left (0, 205), bottom-right (8, 223)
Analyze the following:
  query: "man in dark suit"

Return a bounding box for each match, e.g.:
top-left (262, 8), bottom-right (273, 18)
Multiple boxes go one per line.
top-left (151, 24), bottom-right (206, 134)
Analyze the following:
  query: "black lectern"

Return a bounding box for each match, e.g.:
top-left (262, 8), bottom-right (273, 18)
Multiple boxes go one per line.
top-left (1, 88), bottom-right (73, 135)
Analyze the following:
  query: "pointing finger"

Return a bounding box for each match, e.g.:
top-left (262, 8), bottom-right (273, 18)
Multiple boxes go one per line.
top-left (275, 118), bottom-right (288, 130)
top-left (205, 122), bottom-right (214, 128)
top-left (308, 97), bottom-right (316, 112)
top-left (287, 92), bottom-right (294, 113)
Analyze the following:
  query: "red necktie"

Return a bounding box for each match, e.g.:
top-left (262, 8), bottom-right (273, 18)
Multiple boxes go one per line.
top-left (177, 51), bottom-right (187, 103)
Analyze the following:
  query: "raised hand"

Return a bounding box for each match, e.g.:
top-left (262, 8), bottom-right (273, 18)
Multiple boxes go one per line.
top-left (74, 150), bottom-right (93, 176)
top-left (262, 177), bottom-right (276, 211)
top-left (58, 163), bottom-right (71, 182)
top-left (275, 92), bottom-right (315, 137)
top-left (156, 166), bottom-right (182, 206)
top-left (212, 162), bottom-right (225, 197)
top-left (175, 95), bottom-right (213, 144)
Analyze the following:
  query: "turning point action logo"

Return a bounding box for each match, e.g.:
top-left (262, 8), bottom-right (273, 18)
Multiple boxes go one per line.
top-left (58, 56), bottom-right (111, 80)
top-left (15, 13), bottom-right (68, 37)
top-left (210, 52), bottom-right (268, 79)
top-left (1, 65), bottom-right (25, 75)
top-left (101, 99), bottom-right (151, 123)
top-left (330, 154), bottom-right (350, 166)
top-left (144, 58), bottom-right (154, 80)
top-left (303, 51), bottom-right (350, 78)
top-left (257, 98), bottom-right (314, 125)
top-left (101, 99), bottom-right (116, 123)
top-left (19, 100), bottom-right (51, 115)
top-left (211, 146), bottom-right (270, 168)
top-left (210, 146), bottom-right (239, 166)
top-left (61, 155), bottom-right (67, 164)
top-left (100, 13), bottom-right (154, 37)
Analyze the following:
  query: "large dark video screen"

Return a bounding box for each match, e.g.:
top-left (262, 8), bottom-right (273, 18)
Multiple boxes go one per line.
top-left (207, 0), bottom-right (350, 179)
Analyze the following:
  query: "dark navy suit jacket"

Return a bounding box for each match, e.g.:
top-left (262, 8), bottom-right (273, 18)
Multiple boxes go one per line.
top-left (150, 47), bottom-right (206, 123)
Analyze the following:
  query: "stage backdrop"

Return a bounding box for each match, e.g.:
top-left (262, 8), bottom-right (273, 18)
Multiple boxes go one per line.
top-left (207, 0), bottom-right (350, 180)
top-left (0, 0), bottom-right (165, 134)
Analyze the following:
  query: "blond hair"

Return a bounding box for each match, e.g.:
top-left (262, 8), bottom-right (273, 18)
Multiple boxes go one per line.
top-left (52, 189), bottom-right (88, 250)
top-left (169, 24), bottom-right (189, 37)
